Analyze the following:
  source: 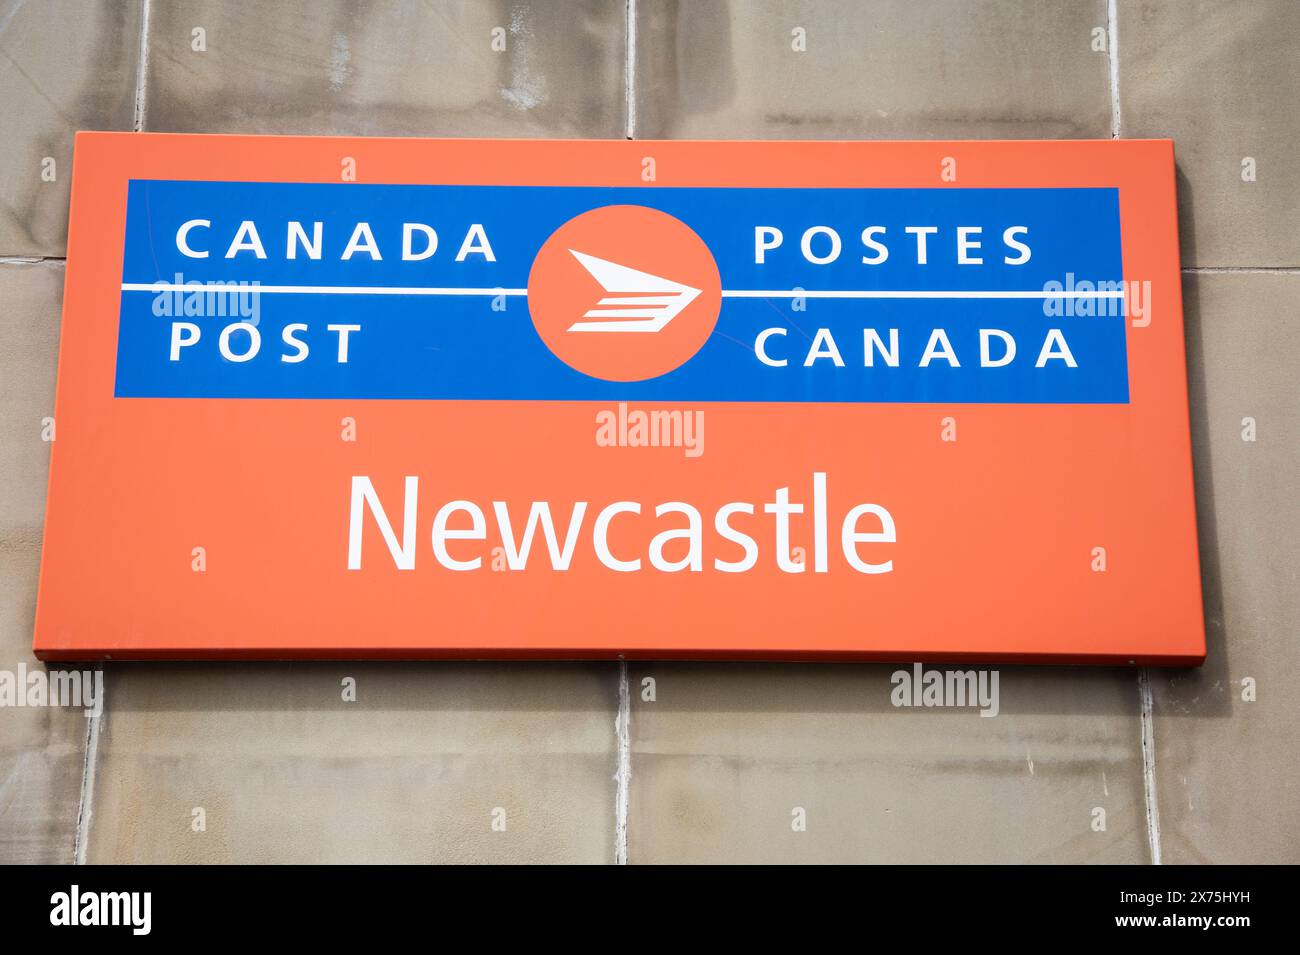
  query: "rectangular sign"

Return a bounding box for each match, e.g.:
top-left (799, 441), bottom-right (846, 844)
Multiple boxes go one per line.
top-left (35, 134), bottom-right (1204, 663)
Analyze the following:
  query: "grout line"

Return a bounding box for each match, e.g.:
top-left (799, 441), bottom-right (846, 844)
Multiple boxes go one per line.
top-left (614, 658), bottom-right (631, 865)
top-left (132, 0), bottom-right (153, 132)
top-left (1138, 668), bottom-right (1162, 865)
top-left (0, 256), bottom-right (65, 266)
top-left (624, 0), bottom-right (637, 140)
top-left (72, 665), bottom-right (104, 865)
top-left (1183, 266), bottom-right (1300, 274)
top-left (1107, 0), bottom-right (1122, 139)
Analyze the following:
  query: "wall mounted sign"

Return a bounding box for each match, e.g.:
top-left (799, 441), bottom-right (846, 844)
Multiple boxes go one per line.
top-left (35, 134), bottom-right (1204, 663)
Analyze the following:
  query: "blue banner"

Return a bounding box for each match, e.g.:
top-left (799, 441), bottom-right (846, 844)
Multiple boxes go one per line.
top-left (115, 180), bottom-right (1128, 403)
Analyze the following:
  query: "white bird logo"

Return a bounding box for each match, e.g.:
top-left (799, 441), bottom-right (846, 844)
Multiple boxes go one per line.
top-left (566, 249), bottom-right (702, 333)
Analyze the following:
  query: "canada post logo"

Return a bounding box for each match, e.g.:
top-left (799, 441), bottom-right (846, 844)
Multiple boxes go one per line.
top-left (529, 205), bottom-right (722, 381)
top-left (563, 250), bottom-right (702, 334)
top-left (116, 181), bottom-right (1129, 403)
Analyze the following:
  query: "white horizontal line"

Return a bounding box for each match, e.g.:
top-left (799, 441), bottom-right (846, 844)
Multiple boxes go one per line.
top-left (122, 283), bottom-right (528, 296)
top-left (720, 289), bottom-right (1126, 299)
top-left (597, 295), bottom-right (679, 305)
top-left (123, 283), bottom-right (1125, 299)
top-left (582, 309), bottom-right (670, 318)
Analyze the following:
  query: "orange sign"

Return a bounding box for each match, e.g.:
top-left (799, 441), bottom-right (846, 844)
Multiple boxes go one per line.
top-left (34, 133), bottom-right (1204, 663)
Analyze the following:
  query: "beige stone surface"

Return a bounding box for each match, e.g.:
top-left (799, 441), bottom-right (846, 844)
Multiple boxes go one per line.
top-left (143, 0), bottom-right (626, 137)
top-left (85, 663), bottom-right (617, 863)
top-left (633, 0), bottom-right (1113, 139)
top-left (0, 261), bottom-right (86, 863)
top-left (0, 261), bottom-right (61, 533)
top-left (1148, 273), bottom-right (1300, 863)
top-left (0, 542), bottom-right (90, 863)
top-left (0, 0), bottom-right (140, 255)
top-left (628, 663), bottom-right (1149, 863)
top-left (1120, 0), bottom-right (1300, 266)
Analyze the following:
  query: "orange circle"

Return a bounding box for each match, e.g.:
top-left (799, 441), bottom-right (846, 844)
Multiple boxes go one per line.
top-left (527, 205), bottom-right (722, 382)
